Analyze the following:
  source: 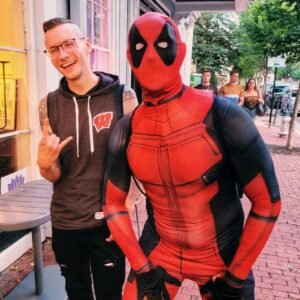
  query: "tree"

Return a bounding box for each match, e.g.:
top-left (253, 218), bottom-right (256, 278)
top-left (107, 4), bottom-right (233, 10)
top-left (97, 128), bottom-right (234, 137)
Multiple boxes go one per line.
top-left (238, 0), bottom-right (300, 149)
top-left (192, 13), bottom-right (239, 75)
top-left (277, 63), bottom-right (300, 81)
top-left (237, 6), bottom-right (269, 81)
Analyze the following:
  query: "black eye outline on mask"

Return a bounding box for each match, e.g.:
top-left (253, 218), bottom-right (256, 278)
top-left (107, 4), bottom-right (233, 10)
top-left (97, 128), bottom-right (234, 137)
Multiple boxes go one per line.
top-left (129, 25), bottom-right (147, 68)
top-left (154, 22), bottom-right (177, 66)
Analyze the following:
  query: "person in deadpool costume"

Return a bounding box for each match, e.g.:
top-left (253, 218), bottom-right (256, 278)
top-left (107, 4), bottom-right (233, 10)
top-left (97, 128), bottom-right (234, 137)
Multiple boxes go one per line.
top-left (102, 12), bottom-right (281, 300)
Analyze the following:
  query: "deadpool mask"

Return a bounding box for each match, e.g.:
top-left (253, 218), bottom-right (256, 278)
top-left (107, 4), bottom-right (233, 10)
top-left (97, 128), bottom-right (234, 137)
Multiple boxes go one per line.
top-left (127, 12), bottom-right (186, 104)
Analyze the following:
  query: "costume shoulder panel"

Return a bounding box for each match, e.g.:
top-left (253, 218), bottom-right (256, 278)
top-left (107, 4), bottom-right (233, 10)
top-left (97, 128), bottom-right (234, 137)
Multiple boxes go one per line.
top-left (213, 96), bottom-right (258, 151)
top-left (108, 114), bottom-right (132, 156)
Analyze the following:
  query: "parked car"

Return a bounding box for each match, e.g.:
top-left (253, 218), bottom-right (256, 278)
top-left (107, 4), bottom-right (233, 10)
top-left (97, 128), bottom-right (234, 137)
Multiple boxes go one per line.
top-left (268, 84), bottom-right (292, 108)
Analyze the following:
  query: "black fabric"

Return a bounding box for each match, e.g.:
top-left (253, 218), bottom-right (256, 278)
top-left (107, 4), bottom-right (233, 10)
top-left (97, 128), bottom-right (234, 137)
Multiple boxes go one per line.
top-left (209, 171), bottom-right (244, 266)
top-left (103, 114), bottom-right (132, 200)
top-left (139, 197), bottom-right (161, 256)
top-left (200, 270), bottom-right (254, 300)
top-left (256, 103), bottom-right (265, 116)
top-left (212, 276), bottom-right (243, 299)
top-left (201, 277), bottom-right (243, 300)
top-left (194, 83), bottom-right (218, 96)
top-left (129, 25), bottom-right (147, 68)
top-left (154, 22), bottom-right (177, 66)
top-left (213, 96), bottom-right (280, 202)
top-left (52, 225), bottom-right (125, 300)
top-left (135, 266), bottom-right (180, 300)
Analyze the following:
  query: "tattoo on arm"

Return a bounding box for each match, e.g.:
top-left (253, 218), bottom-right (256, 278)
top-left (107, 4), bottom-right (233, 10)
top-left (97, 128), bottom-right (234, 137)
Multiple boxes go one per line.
top-left (123, 86), bottom-right (139, 115)
top-left (39, 96), bottom-right (48, 128)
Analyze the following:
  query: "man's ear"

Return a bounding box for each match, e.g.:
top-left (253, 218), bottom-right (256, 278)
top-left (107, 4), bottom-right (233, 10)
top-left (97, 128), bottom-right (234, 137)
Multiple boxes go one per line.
top-left (85, 38), bottom-right (93, 54)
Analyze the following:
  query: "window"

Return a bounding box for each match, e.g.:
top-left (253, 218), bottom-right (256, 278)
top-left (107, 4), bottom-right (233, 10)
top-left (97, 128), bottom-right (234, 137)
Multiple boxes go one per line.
top-left (0, 0), bottom-right (30, 181)
top-left (87, 0), bottom-right (110, 72)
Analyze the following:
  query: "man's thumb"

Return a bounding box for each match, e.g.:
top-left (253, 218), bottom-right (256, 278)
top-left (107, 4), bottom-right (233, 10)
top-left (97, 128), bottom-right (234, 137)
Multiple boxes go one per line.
top-left (58, 136), bottom-right (73, 151)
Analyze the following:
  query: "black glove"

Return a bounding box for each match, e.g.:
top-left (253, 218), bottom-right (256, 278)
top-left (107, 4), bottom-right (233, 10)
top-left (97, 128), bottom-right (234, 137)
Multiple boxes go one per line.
top-left (211, 272), bottom-right (243, 300)
top-left (135, 266), bottom-right (180, 300)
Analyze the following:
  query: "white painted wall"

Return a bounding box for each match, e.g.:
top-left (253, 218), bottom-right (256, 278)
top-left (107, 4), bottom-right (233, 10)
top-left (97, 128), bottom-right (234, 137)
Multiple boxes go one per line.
top-left (24, 0), bottom-right (67, 182)
top-left (0, 0), bottom-right (68, 271)
top-left (178, 17), bottom-right (194, 86)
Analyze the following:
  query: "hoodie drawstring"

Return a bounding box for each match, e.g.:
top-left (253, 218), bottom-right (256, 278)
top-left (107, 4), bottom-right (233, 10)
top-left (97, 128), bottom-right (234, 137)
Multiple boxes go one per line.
top-left (87, 96), bottom-right (95, 155)
top-left (73, 97), bottom-right (80, 158)
top-left (72, 96), bottom-right (94, 158)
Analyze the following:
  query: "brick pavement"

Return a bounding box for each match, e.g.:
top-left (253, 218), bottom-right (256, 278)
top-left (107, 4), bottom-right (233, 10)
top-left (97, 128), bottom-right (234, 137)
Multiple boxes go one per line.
top-left (0, 114), bottom-right (299, 299)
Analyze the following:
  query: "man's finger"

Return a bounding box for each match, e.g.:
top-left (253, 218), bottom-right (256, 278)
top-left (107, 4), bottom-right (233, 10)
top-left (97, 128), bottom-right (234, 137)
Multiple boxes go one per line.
top-left (42, 118), bottom-right (53, 135)
top-left (41, 118), bottom-right (53, 143)
top-left (106, 234), bottom-right (114, 242)
top-left (58, 136), bottom-right (73, 151)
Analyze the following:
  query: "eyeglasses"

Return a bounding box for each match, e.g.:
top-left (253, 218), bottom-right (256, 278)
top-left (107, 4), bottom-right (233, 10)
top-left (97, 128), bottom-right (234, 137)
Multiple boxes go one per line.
top-left (44, 38), bottom-right (86, 59)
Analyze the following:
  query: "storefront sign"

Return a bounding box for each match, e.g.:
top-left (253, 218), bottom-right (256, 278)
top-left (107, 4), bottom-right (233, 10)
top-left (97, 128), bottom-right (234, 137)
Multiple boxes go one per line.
top-left (267, 56), bottom-right (286, 68)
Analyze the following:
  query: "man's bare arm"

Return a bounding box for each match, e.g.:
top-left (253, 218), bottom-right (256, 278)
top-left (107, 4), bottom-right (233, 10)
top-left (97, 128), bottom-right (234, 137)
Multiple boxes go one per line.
top-left (37, 99), bottom-right (72, 182)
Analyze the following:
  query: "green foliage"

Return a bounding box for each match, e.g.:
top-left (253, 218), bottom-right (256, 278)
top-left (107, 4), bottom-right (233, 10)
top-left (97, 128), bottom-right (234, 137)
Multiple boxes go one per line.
top-left (192, 13), bottom-right (240, 75)
top-left (277, 63), bottom-right (300, 80)
top-left (239, 0), bottom-right (300, 64)
top-left (237, 9), bottom-right (268, 78)
top-left (192, 1), bottom-right (300, 80)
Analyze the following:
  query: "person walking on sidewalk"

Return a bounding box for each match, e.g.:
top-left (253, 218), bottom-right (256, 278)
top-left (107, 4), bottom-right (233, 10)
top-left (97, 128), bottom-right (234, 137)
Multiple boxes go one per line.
top-left (102, 12), bottom-right (281, 300)
top-left (219, 70), bottom-right (244, 106)
top-left (37, 18), bottom-right (138, 300)
top-left (243, 78), bottom-right (265, 119)
top-left (194, 68), bottom-right (218, 96)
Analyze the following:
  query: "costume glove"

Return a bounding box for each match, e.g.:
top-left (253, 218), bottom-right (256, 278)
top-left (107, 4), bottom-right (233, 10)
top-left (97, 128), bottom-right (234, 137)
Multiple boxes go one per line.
top-left (136, 265), bottom-right (180, 300)
top-left (211, 272), bottom-right (243, 300)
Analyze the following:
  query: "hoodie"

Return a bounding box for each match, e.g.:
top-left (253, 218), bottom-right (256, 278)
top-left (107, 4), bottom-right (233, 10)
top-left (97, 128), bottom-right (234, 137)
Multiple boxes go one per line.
top-left (47, 72), bottom-right (124, 230)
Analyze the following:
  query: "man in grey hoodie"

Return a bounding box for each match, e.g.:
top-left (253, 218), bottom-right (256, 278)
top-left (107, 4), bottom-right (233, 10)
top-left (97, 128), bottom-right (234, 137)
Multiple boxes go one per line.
top-left (37, 18), bottom-right (138, 300)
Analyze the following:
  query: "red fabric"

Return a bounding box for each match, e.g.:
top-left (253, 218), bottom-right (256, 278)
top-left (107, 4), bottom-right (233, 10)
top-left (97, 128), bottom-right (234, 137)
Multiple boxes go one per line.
top-left (105, 179), bottom-right (128, 206)
top-left (229, 173), bottom-right (281, 279)
top-left (127, 91), bottom-right (225, 249)
top-left (127, 12), bottom-right (186, 104)
top-left (103, 12), bottom-right (281, 297)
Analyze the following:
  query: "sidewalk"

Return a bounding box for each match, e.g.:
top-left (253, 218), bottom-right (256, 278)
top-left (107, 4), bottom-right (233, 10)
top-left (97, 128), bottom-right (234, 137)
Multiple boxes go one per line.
top-left (1, 114), bottom-right (299, 299)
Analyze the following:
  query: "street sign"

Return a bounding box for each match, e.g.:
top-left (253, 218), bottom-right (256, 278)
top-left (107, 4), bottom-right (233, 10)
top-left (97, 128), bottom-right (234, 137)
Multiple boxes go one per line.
top-left (267, 56), bottom-right (286, 67)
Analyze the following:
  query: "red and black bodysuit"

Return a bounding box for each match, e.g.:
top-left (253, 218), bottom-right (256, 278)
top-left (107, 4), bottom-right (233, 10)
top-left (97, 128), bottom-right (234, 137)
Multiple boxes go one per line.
top-left (103, 12), bottom-right (281, 300)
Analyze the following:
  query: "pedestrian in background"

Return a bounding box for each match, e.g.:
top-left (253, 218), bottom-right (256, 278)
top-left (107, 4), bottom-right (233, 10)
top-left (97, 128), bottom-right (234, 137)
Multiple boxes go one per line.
top-left (194, 69), bottom-right (218, 96)
top-left (37, 18), bottom-right (138, 300)
top-left (243, 78), bottom-right (265, 119)
top-left (219, 70), bottom-right (244, 105)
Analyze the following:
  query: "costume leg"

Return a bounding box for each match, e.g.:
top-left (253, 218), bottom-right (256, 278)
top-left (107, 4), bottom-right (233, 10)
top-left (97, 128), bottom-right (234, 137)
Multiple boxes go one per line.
top-left (52, 227), bottom-right (93, 300)
top-left (88, 224), bottom-right (125, 300)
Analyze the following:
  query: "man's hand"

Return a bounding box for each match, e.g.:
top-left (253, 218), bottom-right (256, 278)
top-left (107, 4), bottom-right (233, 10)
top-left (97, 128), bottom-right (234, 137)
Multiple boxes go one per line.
top-left (136, 266), bottom-right (180, 300)
top-left (37, 118), bottom-right (73, 170)
top-left (212, 276), bottom-right (243, 299)
top-left (105, 234), bottom-right (114, 242)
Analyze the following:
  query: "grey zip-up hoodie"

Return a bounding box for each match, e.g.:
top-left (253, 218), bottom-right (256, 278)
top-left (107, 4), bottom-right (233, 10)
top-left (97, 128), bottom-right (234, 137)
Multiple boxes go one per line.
top-left (47, 72), bottom-right (124, 230)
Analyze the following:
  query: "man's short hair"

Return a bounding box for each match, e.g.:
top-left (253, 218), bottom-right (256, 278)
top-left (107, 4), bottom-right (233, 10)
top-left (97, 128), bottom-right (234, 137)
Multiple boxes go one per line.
top-left (230, 70), bottom-right (239, 76)
top-left (43, 18), bottom-right (72, 33)
top-left (202, 69), bottom-right (212, 75)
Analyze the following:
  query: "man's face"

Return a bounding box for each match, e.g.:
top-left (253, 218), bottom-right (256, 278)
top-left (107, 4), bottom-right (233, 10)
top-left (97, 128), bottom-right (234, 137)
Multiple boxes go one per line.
top-left (127, 12), bottom-right (186, 92)
top-left (202, 72), bottom-right (211, 84)
top-left (44, 24), bottom-right (91, 81)
top-left (230, 72), bottom-right (239, 84)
